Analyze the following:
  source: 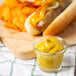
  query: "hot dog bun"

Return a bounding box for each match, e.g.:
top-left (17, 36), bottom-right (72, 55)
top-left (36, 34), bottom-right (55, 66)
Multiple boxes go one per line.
top-left (43, 1), bottom-right (76, 35)
top-left (25, 12), bottom-right (41, 35)
top-left (24, 0), bottom-right (76, 36)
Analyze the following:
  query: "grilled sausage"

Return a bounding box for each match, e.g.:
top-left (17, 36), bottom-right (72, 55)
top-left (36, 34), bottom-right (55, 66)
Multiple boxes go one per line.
top-left (37, 0), bottom-right (72, 32)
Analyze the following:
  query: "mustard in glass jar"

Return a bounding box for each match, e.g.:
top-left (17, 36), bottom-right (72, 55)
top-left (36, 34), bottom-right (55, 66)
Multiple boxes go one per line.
top-left (33, 36), bottom-right (67, 73)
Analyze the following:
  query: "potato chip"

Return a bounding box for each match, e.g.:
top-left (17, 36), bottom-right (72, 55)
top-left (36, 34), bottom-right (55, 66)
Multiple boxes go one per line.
top-left (0, 0), bottom-right (37, 32)
top-left (0, 6), bottom-right (3, 19)
top-left (12, 15), bottom-right (26, 31)
top-left (4, 22), bottom-right (21, 31)
top-left (11, 7), bottom-right (23, 17)
top-left (22, 7), bottom-right (36, 15)
top-left (2, 6), bottom-right (11, 21)
top-left (3, 0), bottom-right (19, 8)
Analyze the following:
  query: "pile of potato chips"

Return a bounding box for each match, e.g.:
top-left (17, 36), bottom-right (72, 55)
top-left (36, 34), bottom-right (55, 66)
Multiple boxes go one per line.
top-left (0, 0), bottom-right (40, 31)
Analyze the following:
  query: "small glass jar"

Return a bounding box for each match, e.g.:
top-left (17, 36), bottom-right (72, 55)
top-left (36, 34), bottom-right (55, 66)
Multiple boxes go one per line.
top-left (33, 36), bottom-right (67, 73)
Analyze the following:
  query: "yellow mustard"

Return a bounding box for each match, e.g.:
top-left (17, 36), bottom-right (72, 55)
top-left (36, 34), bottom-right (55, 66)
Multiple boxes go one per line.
top-left (35, 38), bottom-right (65, 72)
top-left (35, 38), bottom-right (64, 53)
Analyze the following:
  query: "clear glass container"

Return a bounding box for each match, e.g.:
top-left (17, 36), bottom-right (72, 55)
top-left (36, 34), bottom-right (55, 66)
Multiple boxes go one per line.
top-left (33, 36), bottom-right (67, 73)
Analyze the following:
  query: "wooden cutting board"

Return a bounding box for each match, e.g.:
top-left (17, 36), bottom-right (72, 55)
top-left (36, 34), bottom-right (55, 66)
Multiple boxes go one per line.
top-left (0, 19), bottom-right (76, 60)
top-left (2, 38), bottom-right (36, 60)
top-left (58, 19), bottom-right (76, 44)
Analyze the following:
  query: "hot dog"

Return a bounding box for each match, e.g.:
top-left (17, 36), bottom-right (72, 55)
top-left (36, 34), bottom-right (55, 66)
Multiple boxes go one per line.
top-left (25, 0), bottom-right (76, 36)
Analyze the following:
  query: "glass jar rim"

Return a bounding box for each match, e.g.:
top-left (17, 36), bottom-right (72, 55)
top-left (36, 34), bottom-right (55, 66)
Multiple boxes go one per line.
top-left (33, 36), bottom-right (68, 55)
